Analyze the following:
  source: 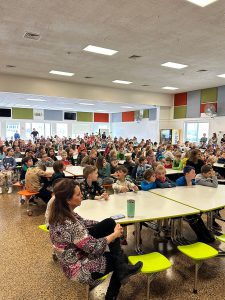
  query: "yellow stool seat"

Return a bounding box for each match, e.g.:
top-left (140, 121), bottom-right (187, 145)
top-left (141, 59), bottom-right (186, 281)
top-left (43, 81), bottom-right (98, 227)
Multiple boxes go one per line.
top-left (178, 242), bottom-right (218, 260)
top-left (216, 234), bottom-right (225, 243)
top-left (129, 252), bottom-right (171, 299)
top-left (129, 252), bottom-right (171, 274)
top-left (177, 242), bottom-right (218, 294)
top-left (38, 224), bottom-right (49, 232)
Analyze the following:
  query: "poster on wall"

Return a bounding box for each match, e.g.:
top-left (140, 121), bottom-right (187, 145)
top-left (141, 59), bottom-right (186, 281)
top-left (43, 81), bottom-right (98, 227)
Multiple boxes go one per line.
top-left (33, 109), bottom-right (44, 120)
top-left (172, 129), bottom-right (180, 144)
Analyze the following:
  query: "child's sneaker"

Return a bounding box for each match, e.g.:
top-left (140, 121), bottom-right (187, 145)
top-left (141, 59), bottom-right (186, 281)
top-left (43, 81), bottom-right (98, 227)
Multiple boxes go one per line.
top-left (0, 187), bottom-right (2, 194)
top-left (8, 187), bottom-right (12, 194)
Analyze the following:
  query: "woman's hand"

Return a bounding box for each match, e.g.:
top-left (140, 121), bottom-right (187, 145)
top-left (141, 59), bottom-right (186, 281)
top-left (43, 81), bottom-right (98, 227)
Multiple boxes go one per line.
top-left (132, 185), bottom-right (139, 191)
top-left (114, 224), bottom-right (123, 238)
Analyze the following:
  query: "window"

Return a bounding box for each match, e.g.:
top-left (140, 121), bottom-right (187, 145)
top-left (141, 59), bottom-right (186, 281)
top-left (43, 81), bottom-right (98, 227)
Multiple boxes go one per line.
top-left (6, 122), bottom-right (20, 139)
top-left (56, 123), bottom-right (68, 137)
top-left (184, 122), bottom-right (209, 143)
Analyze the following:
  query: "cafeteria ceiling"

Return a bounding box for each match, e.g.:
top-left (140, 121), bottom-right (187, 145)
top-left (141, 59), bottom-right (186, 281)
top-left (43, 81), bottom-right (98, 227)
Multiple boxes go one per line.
top-left (0, 0), bottom-right (225, 97)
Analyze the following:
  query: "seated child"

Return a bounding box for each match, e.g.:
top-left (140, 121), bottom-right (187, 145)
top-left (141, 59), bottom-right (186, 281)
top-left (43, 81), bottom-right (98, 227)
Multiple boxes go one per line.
top-left (1, 148), bottom-right (17, 193)
top-left (195, 164), bottom-right (220, 230)
top-left (61, 150), bottom-right (70, 166)
top-left (112, 166), bottom-right (139, 193)
top-left (172, 151), bottom-right (183, 170)
top-left (36, 153), bottom-right (54, 168)
top-left (51, 161), bottom-right (65, 185)
top-left (96, 156), bottom-right (114, 185)
top-left (217, 151), bottom-right (225, 164)
top-left (164, 157), bottom-right (172, 169)
top-left (25, 165), bottom-right (52, 204)
top-left (155, 165), bottom-right (176, 188)
top-left (135, 156), bottom-right (151, 182)
top-left (141, 168), bottom-right (157, 191)
top-left (124, 155), bottom-right (135, 176)
top-left (110, 158), bottom-right (119, 176)
top-left (195, 165), bottom-right (218, 188)
top-left (80, 165), bottom-right (109, 200)
top-left (176, 166), bottom-right (196, 186)
top-left (117, 147), bottom-right (125, 161)
top-left (20, 157), bottom-right (33, 184)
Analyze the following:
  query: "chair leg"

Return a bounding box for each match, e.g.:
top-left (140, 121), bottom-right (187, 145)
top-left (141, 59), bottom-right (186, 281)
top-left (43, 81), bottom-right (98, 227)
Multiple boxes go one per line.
top-left (146, 274), bottom-right (157, 300)
top-left (86, 284), bottom-right (90, 300)
top-left (193, 261), bottom-right (202, 294)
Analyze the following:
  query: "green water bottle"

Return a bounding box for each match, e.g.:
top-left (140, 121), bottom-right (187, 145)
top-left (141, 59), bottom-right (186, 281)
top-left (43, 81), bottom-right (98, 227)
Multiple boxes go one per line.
top-left (127, 199), bottom-right (135, 218)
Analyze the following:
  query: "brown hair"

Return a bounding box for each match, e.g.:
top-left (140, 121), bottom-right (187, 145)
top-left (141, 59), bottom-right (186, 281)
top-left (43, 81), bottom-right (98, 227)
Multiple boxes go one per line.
top-left (53, 160), bottom-right (64, 173)
top-left (49, 179), bottom-right (80, 225)
top-left (189, 149), bottom-right (201, 164)
top-left (201, 164), bottom-right (212, 174)
top-left (83, 165), bottom-right (98, 180)
top-left (143, 168), bottom-right (155, 180)
top-left (115, 165), bottom-right (128, 175)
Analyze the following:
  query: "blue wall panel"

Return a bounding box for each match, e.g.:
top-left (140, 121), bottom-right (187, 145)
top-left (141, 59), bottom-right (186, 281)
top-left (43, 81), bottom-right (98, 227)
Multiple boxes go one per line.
top-left (186, 90), bottom-right (201, 118)
top-left (44, 110), bottom-right (63, 121)
top-left (112, 112), bottom-right (122, 122)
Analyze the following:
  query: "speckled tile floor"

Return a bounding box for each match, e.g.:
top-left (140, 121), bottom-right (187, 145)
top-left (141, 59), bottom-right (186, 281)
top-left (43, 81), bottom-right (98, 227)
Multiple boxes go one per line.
top-left (1, 190), bottom-right (225, 300)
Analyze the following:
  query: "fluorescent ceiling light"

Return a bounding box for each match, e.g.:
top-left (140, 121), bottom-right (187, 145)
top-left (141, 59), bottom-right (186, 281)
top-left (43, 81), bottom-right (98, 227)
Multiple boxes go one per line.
top-left (162, 86), bottom-right (179, 90)
top-left (217, 74), bottom-right (225, 78)
top-left (83, 45), bottom-right (118, 56)
top-left (27, 98), bottom-right (46, 102)
top-left (16, 104), bottom-right (31, 107)
top-left (161, 62), bottom-right (188, 69)
top-left (112, 80), bottom-right (133, 85)
top-left (185, 0), bottom-right (218, 7)
top-left (79, 102), bottom-right (94, 106)
top-left (121, 106), bottom-right (133, 109)
top-left (49, 70), bottom-right (74, 76)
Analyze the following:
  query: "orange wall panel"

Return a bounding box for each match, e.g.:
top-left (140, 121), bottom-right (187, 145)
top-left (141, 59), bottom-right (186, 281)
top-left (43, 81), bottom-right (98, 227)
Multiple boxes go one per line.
top-left (94, 113), bottom-right (109, 122)
top-left (174, 93), bottom-right (187, 106)
top-left (122, 111), bottom-right (135, 122)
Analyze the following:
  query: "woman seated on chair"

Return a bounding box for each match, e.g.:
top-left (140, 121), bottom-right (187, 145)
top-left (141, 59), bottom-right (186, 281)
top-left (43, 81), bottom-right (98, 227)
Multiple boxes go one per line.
top-left (48, 179), bottom-right (142, 300)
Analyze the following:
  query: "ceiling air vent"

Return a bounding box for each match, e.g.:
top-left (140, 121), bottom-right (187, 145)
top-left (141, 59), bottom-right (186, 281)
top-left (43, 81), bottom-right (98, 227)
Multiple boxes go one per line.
top-left (84, 76), bottom-right (93, 79)
top-left (6, 65), bottom-right (16, 68)
top-left (141, 84), bottom-right (150, 86)
top-left (196, 69), bottom-right (208, 72)
top-left (23, 32), bottom-right (40, 40)
top-left (129, 55), bottom-right (142, 59)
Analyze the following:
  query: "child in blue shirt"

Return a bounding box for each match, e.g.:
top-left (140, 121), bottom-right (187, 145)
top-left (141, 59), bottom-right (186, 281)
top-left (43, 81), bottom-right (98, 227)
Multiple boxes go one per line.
top-left (176, 166), bottom-right (196, 186)
top-left (141, 168), bottom-right (157, 191)
top-left (155, 165), bottom-right (176, 188)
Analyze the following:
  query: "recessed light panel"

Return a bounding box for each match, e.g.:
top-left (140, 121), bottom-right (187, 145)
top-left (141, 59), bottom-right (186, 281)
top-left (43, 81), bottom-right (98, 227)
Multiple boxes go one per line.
top-left (27, 98), bottom-right (46, 102)
top-left (217, 74), bottom-right (225, 78)
top-left (161, 62), bottom-right (188, 69)
top-left (121, 106), bottom-right (133, 109)
top-left (186, 0), bottom-right (218, 7)
top-left (112, 80), bottom-right (133, 85)
top-left (83, 45), bottom-right (118, 56)
top-left (49, 70), bottom-right (74, 76)
top-left (162, 86), bottom-right (179, 90)
top-left (79, 103), bottom-right (94, 106)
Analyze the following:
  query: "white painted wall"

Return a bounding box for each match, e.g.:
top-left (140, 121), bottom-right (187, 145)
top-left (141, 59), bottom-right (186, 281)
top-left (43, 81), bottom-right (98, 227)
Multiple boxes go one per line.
top-left (111, 118), bottom-right (159, 142)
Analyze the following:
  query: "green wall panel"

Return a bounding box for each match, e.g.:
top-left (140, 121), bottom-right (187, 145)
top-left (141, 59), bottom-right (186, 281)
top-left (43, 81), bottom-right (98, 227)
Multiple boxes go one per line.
top-left (12, 108), bottom-right (33, 119)
top-left (77, 112), bottom-right (93, 122)
top-left (174, 106), bottom-right (187, 119)
top-left (143, 109), bottom-right (149, 118)
top-left (201, 88), bottom-right (217, 103)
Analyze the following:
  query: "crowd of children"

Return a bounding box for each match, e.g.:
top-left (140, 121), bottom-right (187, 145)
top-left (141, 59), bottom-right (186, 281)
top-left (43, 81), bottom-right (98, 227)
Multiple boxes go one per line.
top-left (0, 133), bottom-right (225, 240)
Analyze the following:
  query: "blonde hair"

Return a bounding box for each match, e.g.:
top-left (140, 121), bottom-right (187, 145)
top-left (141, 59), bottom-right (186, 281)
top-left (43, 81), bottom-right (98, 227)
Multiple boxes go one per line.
top-left (155, 165), bottom-right (166, 174)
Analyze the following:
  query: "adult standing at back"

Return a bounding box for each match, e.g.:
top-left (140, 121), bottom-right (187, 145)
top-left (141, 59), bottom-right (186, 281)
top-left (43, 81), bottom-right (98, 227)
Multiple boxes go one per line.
top-left (31, 128), bottom-right (39, 141)
top-left (211, 132), bottom-right (217, 146)
top-left (200, 133), bottom-right (207, 148)
top-left (14, 130), bottom-right (20, 140)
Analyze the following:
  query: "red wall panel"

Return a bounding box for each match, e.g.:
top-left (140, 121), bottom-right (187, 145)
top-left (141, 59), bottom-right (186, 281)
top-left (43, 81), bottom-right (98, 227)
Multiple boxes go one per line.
top-left (122, 111), bottom-right (135, 122)
top-left (94, 113), bottom-right (109, 122)
top-left (174, 93), bottom-right (187, 106)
